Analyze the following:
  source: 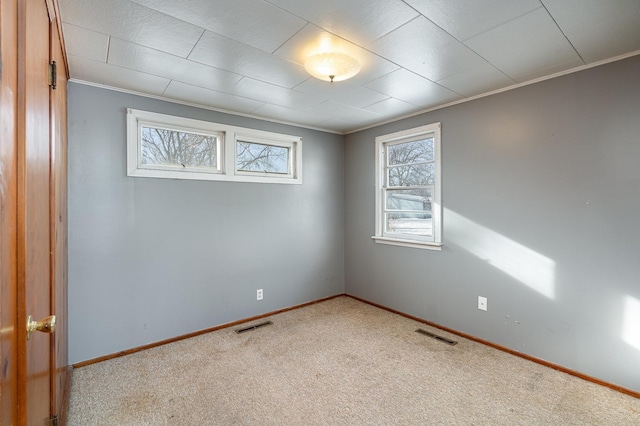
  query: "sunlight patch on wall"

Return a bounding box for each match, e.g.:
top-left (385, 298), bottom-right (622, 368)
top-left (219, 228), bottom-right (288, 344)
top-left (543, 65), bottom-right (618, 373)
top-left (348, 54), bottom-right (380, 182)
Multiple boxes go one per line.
top-left (623, 295), bottom-right (640, 351)
top-left (446, 209), bottom-right (556, 299)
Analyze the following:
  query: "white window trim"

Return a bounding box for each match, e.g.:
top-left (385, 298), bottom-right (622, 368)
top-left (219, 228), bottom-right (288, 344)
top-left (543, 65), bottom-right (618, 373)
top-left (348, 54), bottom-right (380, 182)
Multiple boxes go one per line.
top-left (372, 122), bottom-right (442, 250)
top-left (127, 109), bottom-right (302, 184)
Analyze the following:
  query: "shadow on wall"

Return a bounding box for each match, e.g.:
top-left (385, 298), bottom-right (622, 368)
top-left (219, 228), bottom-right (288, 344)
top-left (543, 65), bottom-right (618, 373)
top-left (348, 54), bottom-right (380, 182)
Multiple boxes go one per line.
top-left (445, 208), bottom-right (556, 299)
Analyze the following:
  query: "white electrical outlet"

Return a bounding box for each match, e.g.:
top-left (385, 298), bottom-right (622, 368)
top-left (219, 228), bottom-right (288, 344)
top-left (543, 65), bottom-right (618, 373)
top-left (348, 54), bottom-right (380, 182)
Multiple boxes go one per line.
top-left (478, 296), bottom-right (487, 311)
top-left (257, 289), bottom-right (263, 301)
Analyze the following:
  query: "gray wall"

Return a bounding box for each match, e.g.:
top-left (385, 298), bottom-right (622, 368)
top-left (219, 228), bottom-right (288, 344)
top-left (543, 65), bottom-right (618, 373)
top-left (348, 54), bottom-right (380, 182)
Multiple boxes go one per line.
top-left (345, 55), bottom-right (640, 392)
top-left (68, 83), bottom-right (345, 364)
top-left (69, 55), bottom-right (640, 392)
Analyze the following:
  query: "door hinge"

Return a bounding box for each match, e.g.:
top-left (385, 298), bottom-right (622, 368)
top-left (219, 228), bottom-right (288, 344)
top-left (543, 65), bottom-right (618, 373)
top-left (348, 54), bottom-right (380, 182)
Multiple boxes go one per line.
top-left (49, 415), bottom-right (58, 426)
top-left (49, 61), bottom-right (57, 89)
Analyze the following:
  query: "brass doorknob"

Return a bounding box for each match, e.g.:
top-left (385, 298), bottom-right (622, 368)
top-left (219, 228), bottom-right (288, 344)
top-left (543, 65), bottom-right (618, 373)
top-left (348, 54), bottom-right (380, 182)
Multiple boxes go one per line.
top-left (26, 315), bottom-right (56, 340)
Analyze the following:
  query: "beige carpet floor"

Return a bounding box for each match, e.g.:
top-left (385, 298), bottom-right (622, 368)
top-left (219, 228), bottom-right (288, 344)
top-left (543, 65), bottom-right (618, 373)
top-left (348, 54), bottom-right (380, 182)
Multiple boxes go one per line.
top-left (68, 296), bottom-right (640, 425)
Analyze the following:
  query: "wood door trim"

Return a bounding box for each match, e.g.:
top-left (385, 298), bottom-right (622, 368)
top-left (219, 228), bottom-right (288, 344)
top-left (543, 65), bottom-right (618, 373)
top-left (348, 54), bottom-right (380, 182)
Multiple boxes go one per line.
top-left (43, 0), bottom-right (69, 80)
top-left (44, 0), bottom-right (54, 19)
top-left (51, 0), bottom-right (70, 79)
top-left (49, 8), bottom-right (57, 419)
top-left (49, 8), bottom-right (69, 420)
top-left (57, 365), bottom-right (72, 425)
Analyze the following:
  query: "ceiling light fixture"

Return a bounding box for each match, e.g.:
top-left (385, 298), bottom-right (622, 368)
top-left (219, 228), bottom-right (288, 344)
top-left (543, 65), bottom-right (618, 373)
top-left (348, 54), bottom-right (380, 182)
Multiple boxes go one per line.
top-left (304, 52), bottom-right (361, 83)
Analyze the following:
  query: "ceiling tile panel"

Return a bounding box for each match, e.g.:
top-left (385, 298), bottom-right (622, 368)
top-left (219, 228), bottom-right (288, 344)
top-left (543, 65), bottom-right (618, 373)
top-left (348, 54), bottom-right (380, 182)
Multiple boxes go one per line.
top-left (542, 0), bottom-right (640, 63)
top-left (251, 103), bottom-right (331, 127)
top-left (163, 81), bottom-right (265, 114)
top-left (107, 38), bottom-right (243, 92)
top-left (305, 101), bottom-right (382, 124)
top-left (315, 117), bottom-right (361, 133)
top-left (367, 16), bottom-right (493, 82)
top-left (364, 69), bottom-right (461, 108)
top-left (513, 57), bottom-right (587, 83)
top-left (542, 0), bottom-right (640, 34)
top-left (58, 0), bottom-right (640, 133)
top-left (436, 62), bottom-right (514, 97)
top-left (68, 55), bottom-right (170, 95)
top-left (227, 78), bottom-right (323, 110)
top-left (565, 11), bottom-right (640, 63)
top-left (59, 0), bottom-right (203, 58)
top-left (405, 0), bottom-right (542, 41)
top-left (265, 0), bottom-right (419, 45)
top-left (189, 31), bottom-right (310, 88)
top-left (274, 24), bottom-right (400, 85)
top-left (62, 23), bottom-right (109, 62)
top-left (321, 85), bottom-right (391, 109)
top-left (363, 97), bottom-right (419, 117)
top-left (129, 0), bottom-right (307, 53)
top-left (294, 79), bottom-right (389, 109)
top-left (464, 7), bottom-right (585, 81)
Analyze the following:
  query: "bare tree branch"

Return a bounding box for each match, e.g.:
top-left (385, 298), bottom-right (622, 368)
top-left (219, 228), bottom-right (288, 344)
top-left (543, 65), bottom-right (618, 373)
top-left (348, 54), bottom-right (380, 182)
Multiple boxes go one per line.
top-left (236, 142), bottom-right (288, 173)
top-left (141, 127), bottom-right (217, 168)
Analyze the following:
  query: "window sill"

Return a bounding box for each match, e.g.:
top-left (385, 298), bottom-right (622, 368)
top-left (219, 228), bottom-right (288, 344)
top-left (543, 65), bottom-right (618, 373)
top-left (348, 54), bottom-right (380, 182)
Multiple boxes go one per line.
top-left (371, 236), bottom-right (442, 251)
top-left (128, 167), bottom-right (301, 184)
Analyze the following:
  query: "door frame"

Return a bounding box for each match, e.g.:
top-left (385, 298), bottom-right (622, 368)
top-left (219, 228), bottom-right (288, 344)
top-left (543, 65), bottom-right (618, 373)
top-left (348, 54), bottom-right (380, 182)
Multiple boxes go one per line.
top-left (49, 1), bottom-right (71, 422)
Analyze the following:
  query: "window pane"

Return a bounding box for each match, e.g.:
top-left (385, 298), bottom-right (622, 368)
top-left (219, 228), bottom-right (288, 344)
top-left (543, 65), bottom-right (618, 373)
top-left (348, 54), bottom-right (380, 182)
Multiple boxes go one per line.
top-left (386, 189), bottom-right (432, 213)
top-left (388, 137), bottom-right (434, 165)
top-left (374, 122), bottom-right (441, 247)
top-left (388, 163), bottom-right (435, 186)
top-left (386, 212), bottom-right (433, 236)
top-left (236, 141), bottom-right (289, 174)
top-left (141, 126), bottom-right (217, 168)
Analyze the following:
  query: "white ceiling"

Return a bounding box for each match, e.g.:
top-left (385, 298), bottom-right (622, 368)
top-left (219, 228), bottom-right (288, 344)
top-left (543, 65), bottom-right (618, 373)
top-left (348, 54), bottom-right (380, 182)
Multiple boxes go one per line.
top-left (58, 0), bottom-right (640, 134)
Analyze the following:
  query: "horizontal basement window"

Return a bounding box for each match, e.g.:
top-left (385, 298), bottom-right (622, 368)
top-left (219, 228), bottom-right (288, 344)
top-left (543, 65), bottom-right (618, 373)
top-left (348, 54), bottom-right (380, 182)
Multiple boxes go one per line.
top-left (127, 109), bottom-right (302, 184)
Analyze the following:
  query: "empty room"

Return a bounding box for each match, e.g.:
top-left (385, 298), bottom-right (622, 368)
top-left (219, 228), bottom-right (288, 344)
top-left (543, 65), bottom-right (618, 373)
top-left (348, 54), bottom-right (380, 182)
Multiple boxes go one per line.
top-left (2, 0), bottom-right (640, 424)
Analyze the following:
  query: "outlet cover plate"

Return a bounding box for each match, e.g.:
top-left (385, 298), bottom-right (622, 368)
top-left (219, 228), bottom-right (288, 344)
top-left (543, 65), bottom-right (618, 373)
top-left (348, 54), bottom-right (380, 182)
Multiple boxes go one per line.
top-left (478, 296), bottom-right (487, 311)
top-left (257, 289), bottom-right (263, 300)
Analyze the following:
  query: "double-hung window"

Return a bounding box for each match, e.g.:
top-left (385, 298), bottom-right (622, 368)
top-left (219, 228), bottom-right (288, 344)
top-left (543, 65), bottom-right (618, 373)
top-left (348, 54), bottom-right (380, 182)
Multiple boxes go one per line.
top-left (373, 123), bottom-right (442, 250)
top-left (127, 109), bottom-right (301, 184)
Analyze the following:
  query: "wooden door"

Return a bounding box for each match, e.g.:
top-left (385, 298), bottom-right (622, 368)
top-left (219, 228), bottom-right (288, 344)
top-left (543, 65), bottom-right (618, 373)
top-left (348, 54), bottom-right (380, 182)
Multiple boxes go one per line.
top-left (19, 0), bottom-right (54, 423)
top-left (1, 0), bottom-right (69, 424)
top-left (1, 0), bottom-right (21, 421)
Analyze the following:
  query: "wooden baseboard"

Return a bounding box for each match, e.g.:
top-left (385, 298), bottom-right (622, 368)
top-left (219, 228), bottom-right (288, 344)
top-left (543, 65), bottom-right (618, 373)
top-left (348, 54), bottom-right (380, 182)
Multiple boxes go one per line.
top-left (71, 292), bottom-right (639, 400)
top-left (346, 294), bottom-right (640, 400)
top-left (72, 294), bottom-right (345, 369)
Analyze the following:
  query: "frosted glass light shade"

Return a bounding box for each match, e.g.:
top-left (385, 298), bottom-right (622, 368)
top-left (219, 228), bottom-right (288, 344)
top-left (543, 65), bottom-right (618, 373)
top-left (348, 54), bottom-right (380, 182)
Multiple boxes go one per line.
top-left (304, 52), bottom-right (361, 82)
